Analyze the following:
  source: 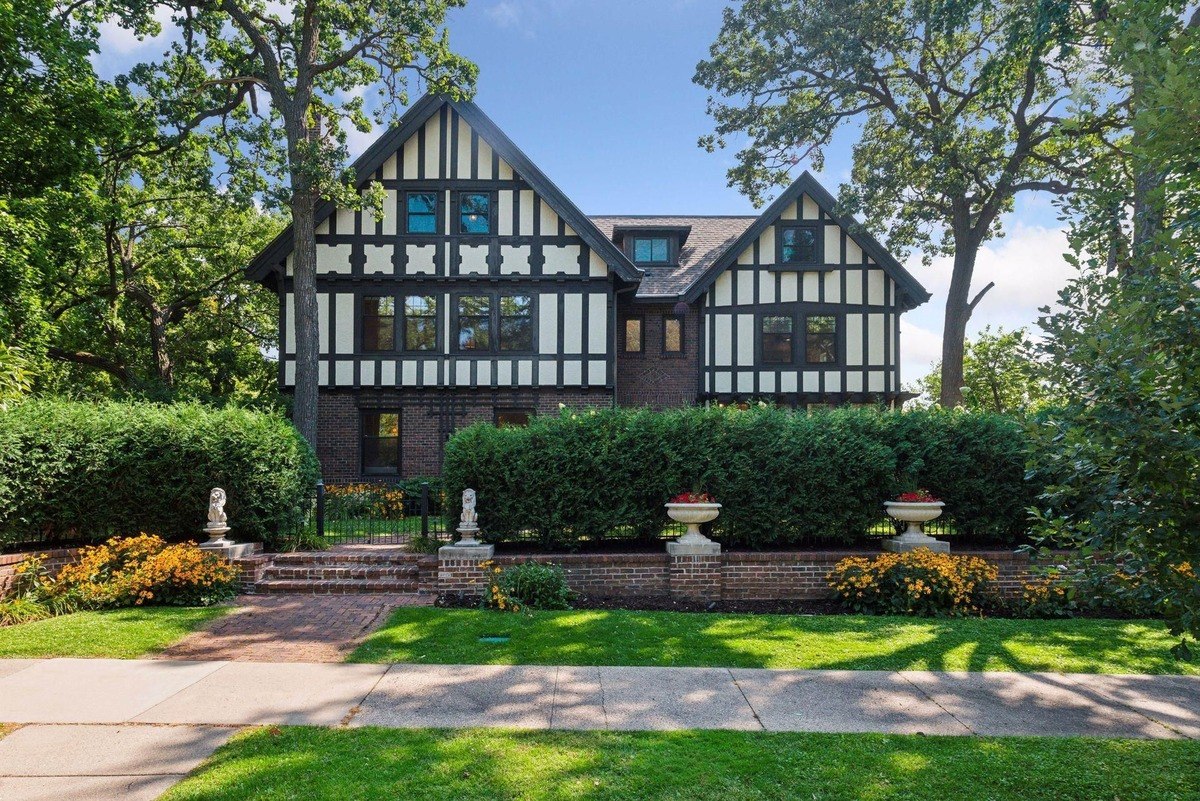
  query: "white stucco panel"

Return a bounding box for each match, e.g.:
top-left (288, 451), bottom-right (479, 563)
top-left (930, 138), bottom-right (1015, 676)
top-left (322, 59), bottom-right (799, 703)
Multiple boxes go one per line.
top-left (543, 245), bottom-right (581, 275)
top-left (500, 245), bottom-right (532, 275)
top-left (318, 244), bottom-right (352, 275)
top-left (363, 245), bottom-right (393, 275)
top-left (459, 245), bottom-right (489, 275)
top-left (406, 244), bottom-right (437, 275)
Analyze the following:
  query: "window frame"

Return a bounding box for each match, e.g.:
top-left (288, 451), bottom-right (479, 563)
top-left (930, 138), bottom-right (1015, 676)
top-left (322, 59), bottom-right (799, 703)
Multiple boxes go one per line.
top-left (360, 409), bottom-right (402, 476)
top-left (624, 316), bottom-right (644, 355)
top-left (404, 190), bottom-right (439, 236)
top-left (661, 315), bottom-right (685, 357)
top-left (777, 222), bottom-right (825, 267)
top-left (804, 313), bottom-right (840, 365)
top-left (451, 291), bottom-right (539, 355)
top-left (360, 295), bottom-right (397, 353)
top-left (456, 190), bottom-right (495, 236)
top-left (401, 294), bottom-right (440, 353)
top-left (494, 408), bottom-right (534, 428)
top-left (630, 236), bottom-right (673, 264)
top-left (759, 314), bottom-right (795, 365)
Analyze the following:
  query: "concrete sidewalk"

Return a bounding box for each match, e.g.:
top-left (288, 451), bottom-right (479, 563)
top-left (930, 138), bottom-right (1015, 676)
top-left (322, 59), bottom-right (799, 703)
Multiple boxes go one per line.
top-left (0, 657), bottom-right (1196, 738)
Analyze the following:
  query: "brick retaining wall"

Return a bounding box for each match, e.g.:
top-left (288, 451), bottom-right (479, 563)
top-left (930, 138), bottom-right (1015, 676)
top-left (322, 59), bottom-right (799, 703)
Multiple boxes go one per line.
top-left (438, 548), bottom-right (1066, 602)
top-left (0, 547), bottom-right (83, 598)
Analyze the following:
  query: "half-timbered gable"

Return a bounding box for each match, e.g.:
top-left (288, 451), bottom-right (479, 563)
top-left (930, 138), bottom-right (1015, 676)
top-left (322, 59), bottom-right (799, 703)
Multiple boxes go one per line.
top-left (247, 94), bottom-right (640, 395)
top-left (679, 173), bottom-right (930, 406)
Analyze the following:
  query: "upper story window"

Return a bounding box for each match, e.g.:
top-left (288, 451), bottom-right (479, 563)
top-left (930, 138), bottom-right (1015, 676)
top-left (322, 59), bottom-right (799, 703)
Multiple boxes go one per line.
top-left (761, 315), bottom-right (794, 364)
top-left (806, 315), bottom-right (838, 363)
top-left (663, 316), bottom-right (683, 354)
top-left (632, 237), bottom-right (670, 263)
top-left (779, 223), bottom-right (823, 265)
top-left (403, 295), bottom-right (438, 351)
top-left (458, 192), bottom-right (491, 234)
top-left (456, 293), bottom-right (535, 353)
top-left (406, 192), bottom-right (437, 234)
top-left (362, 296), bottom-right (395, 352)
top-left (624, 317), bottom-right (643, 353)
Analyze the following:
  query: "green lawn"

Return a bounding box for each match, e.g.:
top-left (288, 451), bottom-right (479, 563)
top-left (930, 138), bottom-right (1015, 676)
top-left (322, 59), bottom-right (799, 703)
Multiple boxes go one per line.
top-left (162, 727), bottom-right (1200, 801)
top-left (0, 606), bottom-right (228, 659)
top-left (349, 607), bottom-right (1199, 675)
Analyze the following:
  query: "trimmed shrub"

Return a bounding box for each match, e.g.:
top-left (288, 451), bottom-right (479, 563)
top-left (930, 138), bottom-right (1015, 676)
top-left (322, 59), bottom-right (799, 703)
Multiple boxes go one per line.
top-left (443, 405), bottom-right (1035, 549)
top-left (827, 550), bottom-right (998, 616)
top-left (0, 399), bottom-right (319, 548)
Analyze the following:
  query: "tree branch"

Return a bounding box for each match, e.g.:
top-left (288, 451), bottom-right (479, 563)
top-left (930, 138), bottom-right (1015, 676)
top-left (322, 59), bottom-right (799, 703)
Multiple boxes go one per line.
top-left (967, 281), bottom-right (996, 315)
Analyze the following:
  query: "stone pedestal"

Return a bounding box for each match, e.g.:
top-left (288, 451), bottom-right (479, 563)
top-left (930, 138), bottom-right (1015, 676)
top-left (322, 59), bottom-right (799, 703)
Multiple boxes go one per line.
top-left (200, 541), bottom-right (263, 560)
top-left (200, 524), bottom-right (234, 550)
top-left (438, 542), bottom-right (495, 559)
top-left (666, 537), bottom-right (721, 556)
top-left (882, 532), bottom-right (950, 553)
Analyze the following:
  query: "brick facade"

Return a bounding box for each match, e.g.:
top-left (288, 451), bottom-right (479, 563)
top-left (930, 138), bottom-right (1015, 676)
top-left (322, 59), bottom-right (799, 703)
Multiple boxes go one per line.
top-left (615, 300), bottom-right (700, 408)
top-left (315, 386), bottom-right (615, 482)
top-left (0, 547), bottom-right (82, 598)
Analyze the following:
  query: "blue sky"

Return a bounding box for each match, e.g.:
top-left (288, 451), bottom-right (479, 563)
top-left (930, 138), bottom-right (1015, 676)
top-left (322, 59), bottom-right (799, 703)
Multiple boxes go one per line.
top-left (95, 0), bottom-right (1079, 385)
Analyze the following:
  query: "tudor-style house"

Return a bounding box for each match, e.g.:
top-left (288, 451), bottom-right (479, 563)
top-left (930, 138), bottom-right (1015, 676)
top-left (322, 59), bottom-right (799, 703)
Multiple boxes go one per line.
top-left (246, 95), bottom-right (931, 481)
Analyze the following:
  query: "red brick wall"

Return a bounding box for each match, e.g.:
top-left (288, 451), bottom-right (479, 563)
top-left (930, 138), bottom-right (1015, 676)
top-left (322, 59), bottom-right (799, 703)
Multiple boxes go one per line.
top-left (435, 549), bottom-right (1064, 602)
top-left (315, 387), bottom-right (615, 482)
top-left (0, 548), bottom-right (82, 599)
top-left (615, 300), bottom-right (700, 408)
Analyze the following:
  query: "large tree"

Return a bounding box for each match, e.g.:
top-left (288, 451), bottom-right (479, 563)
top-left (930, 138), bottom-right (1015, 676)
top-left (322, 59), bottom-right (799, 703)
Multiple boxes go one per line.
top-left (1031, 0), bottom-right (1200, 657)
top-left (695, 0), bottom-right (1119, 407)
top-left (910, 326), bottom-right (1047, 415)
top-left (146, 0), bottom-right (476, 445)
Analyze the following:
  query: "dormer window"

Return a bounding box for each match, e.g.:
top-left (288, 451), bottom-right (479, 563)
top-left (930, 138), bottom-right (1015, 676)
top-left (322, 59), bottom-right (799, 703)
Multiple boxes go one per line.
top-left (632, 236), bottom-right (671, 264)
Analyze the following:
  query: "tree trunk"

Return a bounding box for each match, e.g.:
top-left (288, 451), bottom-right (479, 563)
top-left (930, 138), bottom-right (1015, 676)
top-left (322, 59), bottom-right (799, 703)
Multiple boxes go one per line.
top-left (148, 306), bottom-right (173, 387)
top-left (938, 231), bottom-right (983, 408)
top-left (289, 177), bottom-right (321, 448)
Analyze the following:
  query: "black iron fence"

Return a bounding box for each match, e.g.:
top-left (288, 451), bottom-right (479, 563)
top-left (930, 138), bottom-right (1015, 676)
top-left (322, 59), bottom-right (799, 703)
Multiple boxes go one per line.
top-left (285, 480), bottom-right (450, 548)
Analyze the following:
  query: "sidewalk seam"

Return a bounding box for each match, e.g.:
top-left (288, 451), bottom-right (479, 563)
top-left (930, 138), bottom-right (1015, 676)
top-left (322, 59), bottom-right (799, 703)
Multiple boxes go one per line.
top-left (120, 661), bottom-right (231, 724)
top-left (341, 663), bottom-right (395, 727)
top-left (728, 669), bottom-right (765, 731)
top-left (897, 671), bottom-right (976, 735)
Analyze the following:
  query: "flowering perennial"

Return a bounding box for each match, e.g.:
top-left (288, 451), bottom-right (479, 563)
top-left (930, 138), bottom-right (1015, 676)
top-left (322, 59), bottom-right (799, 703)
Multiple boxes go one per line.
top-left (827, 549), bottom-right (997, 617)
top-left (670, 491), bottom-right (716, 504)
top-left (895, 490), bottom-right (941, 503)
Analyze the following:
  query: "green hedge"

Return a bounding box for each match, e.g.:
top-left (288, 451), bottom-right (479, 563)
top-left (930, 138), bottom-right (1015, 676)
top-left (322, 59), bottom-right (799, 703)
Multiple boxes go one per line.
top-left (0, 399), bottom-right (320, 548)
top-left (443, 406), bottom-right (1036, 549)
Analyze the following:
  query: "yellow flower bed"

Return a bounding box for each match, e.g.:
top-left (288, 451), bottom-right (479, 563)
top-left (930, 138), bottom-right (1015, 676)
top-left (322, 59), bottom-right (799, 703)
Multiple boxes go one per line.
top-left (827, 549), bottom-right (997, 617)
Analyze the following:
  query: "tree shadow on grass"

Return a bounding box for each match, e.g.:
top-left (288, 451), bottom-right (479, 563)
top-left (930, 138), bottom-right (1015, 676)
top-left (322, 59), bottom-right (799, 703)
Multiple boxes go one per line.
top-left (347, 607), bottom-right (1196, 677)
top-left (162, 726), bottom-right (1200, 801)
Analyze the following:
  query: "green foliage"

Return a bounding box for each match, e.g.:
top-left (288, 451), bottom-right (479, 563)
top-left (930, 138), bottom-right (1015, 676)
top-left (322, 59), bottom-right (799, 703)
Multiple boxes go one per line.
top-left (0, 399), bottom-right (320, 548)
top-left (911, 327), bottom-right (1049, 414)
top-left (0, 342), bottom-right (33, 409)
top-left (488, 562), bottom-right (574, 611)
top-left (443, 406), bottom-right (1035, 549)
top-left (0, 596), bottom-right (51, 627)
top-left (1032, 1), bottom-right (1200, 658)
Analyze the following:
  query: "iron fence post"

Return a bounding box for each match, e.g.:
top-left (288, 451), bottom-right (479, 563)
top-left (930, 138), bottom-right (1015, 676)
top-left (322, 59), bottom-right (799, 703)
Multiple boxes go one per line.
top-left (420, 482), bottom-right (430, 538)
top-left (315, 480), bottom-right (325, 539)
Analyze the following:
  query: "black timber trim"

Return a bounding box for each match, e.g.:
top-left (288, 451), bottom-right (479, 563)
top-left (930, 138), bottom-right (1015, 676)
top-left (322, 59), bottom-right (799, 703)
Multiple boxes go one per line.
top-left (245, 94), bottom-right (641, 283)
top-left (680, 171), bottom-right (931, 310)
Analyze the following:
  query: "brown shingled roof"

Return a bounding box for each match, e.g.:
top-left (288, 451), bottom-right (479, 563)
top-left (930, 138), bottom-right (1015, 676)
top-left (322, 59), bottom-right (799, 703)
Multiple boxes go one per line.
top-left (588, 215), bottom-right (755, 298)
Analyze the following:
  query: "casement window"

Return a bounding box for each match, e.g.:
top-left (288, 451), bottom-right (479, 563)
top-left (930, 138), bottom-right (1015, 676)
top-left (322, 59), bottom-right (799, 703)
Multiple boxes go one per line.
top-left (760, 315), bottom-right (794, 364)
top-left (632, 236), bottom-right (670, 263)
top-left (405, 192), bottom-right (437, 234)
top-left (624, 317), bottom-right (644, 353)
top-left (362, 296), bottom-right (396, 352)
top-left (456, 293), bottom-right (535, 353)
top-left (806, 315), bottom-right (838, 363)
top-left (663, 316), bottom-right (683, 354)
top-left (495, 408), bottom-right (533, 428)
top-left (402, 295), bottom-right (438, 351)
top-left (361, 411), bottom-right (401, 475)
top-left (779, 223), bottom-right (823, 265)
top-left (458, 192), bottom-right (492, 234)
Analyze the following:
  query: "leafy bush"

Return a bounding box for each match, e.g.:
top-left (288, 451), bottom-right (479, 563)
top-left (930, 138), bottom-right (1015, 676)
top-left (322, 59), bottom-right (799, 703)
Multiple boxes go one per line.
top-left (443, 405), bottom-right (1035, 549)
top-left (0, 399), bottom-right (320, 548)
top-left (0, 596), bottom-right (51, 626)
top-left (481, 561), bottom-right (574, 611)
top-left (1015, 573), bottom-right (1080, 619)
top-left (826, 549), bottom-right (998, 616)
top-left (325, 483), bottom-right (407, 520)
top-left (52, 535), bottom-right (237, 607)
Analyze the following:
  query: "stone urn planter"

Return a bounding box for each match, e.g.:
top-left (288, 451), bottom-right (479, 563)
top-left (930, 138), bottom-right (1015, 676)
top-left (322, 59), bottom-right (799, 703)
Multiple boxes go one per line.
top-left (665, 493), bottom-right (722, 555)
top-left (881, 491), bottom-right (948, 553)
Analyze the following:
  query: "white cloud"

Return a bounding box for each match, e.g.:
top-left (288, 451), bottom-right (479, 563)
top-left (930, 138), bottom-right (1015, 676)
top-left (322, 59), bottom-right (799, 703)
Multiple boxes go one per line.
top-left (899, 221), bottom-right (1080, 384)
top-left (487, 1), bottom-right (525, 29)
top-left (95, 7), bottom-right (176, 58)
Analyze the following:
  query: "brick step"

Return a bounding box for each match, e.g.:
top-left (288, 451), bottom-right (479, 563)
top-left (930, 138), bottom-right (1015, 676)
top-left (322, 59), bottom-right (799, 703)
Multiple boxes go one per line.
top-left (270, 551), bottom-right (422, 565)
top-left (254, 578), bottom-right (421, 595)
top-left (261, 564), bottom-right (420, 581)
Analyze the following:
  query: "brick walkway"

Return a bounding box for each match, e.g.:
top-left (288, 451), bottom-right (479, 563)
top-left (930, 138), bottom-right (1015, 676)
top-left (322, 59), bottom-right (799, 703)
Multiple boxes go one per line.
top-left (158, 594), bottom-right (432, 663)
